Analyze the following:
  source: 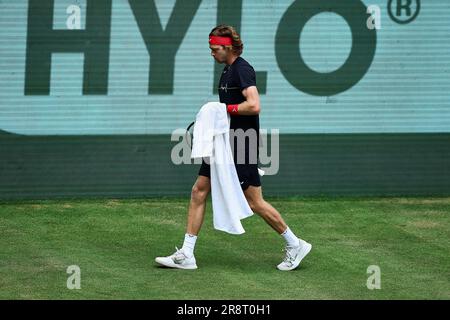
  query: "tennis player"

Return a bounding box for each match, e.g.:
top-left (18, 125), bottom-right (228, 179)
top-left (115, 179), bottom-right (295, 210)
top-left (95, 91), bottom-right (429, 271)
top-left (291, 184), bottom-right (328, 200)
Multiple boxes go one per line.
top-left (155, 25), bottom-right (311, 271)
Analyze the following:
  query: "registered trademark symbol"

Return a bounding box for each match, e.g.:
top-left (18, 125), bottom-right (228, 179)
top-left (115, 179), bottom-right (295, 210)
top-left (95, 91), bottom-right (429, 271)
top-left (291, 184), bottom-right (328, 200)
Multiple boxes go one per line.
top-left (388, 0), bottom-right (421, 24)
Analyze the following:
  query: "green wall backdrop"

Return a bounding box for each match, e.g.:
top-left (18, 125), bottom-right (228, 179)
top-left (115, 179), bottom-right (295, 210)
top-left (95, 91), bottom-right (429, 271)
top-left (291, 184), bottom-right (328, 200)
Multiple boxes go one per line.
top-left (1, 0), bottom-right (449, 199)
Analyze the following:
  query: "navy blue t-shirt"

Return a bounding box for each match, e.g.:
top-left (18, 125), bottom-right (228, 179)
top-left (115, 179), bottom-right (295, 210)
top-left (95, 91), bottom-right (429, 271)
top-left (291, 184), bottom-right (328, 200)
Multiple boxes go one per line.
top-left (218, 56), bottom-right (259, 164)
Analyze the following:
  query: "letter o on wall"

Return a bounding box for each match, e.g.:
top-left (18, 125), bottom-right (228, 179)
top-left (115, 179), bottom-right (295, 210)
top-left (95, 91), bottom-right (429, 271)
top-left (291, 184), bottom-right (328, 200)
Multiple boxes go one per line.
top-left (275, 0), bottom-right (377, 96)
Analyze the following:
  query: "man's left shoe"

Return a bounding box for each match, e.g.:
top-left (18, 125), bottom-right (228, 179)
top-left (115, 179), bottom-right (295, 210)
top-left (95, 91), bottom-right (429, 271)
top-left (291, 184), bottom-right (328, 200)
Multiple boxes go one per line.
top-left (277, 239), bottom-right (312, 271)
top-left (155, 247), bottom-right (198, 270)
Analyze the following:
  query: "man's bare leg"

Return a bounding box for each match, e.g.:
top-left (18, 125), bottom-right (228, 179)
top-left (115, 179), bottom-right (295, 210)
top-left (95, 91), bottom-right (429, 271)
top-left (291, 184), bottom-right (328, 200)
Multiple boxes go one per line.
top-left (154, 175), bottom-right (210, 269)
top-left (186, 175), bottom-right (211, 235)
top-left (178, 175), bottom-right (211, 258)
top-left (243, 185), bottom-right (287, 234)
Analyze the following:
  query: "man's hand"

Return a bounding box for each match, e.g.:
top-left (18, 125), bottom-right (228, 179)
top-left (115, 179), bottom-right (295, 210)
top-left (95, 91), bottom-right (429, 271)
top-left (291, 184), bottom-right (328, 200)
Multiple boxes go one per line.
top-left (226, 86), bottom-right (261, 116)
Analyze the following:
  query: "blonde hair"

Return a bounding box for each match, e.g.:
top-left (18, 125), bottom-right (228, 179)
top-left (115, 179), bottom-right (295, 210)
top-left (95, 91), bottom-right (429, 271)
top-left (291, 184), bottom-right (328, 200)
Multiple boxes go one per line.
top-left (209, 24), bottom-right (243, 56)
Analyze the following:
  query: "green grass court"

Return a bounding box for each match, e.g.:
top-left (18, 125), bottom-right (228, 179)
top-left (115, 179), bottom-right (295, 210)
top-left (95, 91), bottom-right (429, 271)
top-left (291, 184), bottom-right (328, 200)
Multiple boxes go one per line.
top-left (0, 196), bottom-right (449, 299)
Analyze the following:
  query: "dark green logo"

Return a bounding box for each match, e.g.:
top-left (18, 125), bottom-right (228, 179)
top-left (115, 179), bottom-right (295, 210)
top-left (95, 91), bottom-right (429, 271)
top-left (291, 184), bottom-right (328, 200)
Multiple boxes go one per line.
top-left (275, 0), bottom-right (377, 96)
top-left (24, 0), bottom-right (377, 97)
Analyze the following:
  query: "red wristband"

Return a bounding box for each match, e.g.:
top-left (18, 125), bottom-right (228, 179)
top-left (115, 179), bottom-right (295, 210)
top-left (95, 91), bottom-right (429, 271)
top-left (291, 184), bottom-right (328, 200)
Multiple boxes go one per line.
top-left (227, 104), bottom-right (239, 115)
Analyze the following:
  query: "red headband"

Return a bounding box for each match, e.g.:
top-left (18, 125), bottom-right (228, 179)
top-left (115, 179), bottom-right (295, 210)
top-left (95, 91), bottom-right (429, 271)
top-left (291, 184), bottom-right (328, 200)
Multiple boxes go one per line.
top-left (209, 35), bottom-right (233, 46)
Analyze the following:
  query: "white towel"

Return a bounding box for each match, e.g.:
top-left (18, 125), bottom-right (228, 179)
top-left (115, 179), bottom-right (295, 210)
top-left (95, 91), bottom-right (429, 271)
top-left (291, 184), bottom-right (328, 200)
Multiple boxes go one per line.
top-left (191, 102), bottom-right (253, 234)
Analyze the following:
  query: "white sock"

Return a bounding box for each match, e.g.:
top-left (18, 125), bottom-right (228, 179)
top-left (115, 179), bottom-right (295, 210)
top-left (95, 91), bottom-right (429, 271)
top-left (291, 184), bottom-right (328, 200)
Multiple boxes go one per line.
top-left (181, 233), bottom-right (197, 258)
top-left (280, 227), bottom-right (300, 247)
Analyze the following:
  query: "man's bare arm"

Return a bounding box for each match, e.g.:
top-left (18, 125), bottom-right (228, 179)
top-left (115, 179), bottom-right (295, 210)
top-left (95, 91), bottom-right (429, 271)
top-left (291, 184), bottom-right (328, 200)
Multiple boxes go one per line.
top-left (233, 86), bottom-right (261, 115)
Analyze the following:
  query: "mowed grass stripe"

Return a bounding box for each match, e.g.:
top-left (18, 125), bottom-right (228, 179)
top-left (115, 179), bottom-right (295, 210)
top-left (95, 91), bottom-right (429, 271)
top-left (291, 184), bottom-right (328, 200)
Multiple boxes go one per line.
top-left (0, 197), bottom-right (449, 299)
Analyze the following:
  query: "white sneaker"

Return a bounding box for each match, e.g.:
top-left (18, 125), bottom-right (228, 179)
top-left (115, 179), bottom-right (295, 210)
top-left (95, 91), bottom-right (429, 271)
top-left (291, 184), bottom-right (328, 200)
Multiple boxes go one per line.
top-left (277, 239), bottom-right (312, 271)
top-left (155, 247), bottom-right (198, 270)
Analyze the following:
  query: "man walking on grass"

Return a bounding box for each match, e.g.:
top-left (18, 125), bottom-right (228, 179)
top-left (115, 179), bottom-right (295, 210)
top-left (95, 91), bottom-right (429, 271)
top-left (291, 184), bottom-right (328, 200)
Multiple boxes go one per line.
top-left (155, 25), bottom-right (312, 271)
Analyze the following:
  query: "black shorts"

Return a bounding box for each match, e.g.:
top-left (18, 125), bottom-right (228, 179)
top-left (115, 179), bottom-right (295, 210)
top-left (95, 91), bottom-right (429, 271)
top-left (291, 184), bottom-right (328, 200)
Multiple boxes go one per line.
top-left (198, 159), bottom-right (261, 191)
